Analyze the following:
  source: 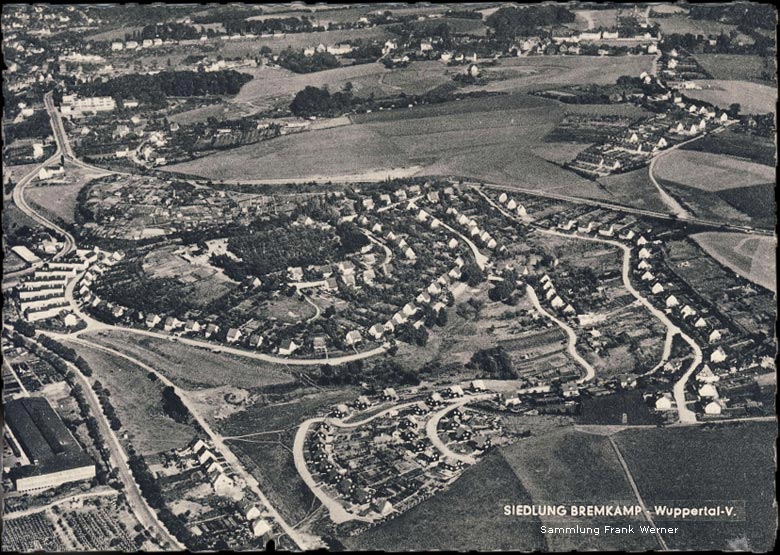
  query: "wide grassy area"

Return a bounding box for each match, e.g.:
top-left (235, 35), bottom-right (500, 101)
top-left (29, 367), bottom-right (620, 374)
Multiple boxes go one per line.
top-left (650, 14), bottom-right (737, 36)
top-left (614, 421), bottom-right (777, 551)
top-left (684, 80), bottom-right (776, 115)
top-left (64, 340), bottom-right (198, 456)
top-left (500, 427), bottom-right (659, 550)
top-left (597, 168), bottom-right (670, 213)
top-left (25, 164), bottom-right (108, 225)
top-left (694, 54), bottom-right (775, 86)
top-left (84, 330), bottom-right (297, 391)
top-left (681, 128), bottom-right (776, 167)
top-left (691, 232), bottom-right (776, 293)
top-left (654, 150), bottom-right (775, 192)
top-left (167, 93), bottom-right (613, 202)
top-left (346, 449), bottom-right (547, 551)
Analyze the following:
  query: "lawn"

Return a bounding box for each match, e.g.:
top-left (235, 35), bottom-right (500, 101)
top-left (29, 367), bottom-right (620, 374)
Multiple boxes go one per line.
top-left (654, 150), bottom-right (775, 192)
top-left (691, 232), bottom-right (776, 293)
top-left (64, 340), bottom-right (198, 456)
top-left (614, 422), bottom-right (777, 551)
top-left (500, 428), bottom-right (659, 550)
top-left (651, 14), bottom-right (737, 36)
top-left (598, 168), bottom-right (670, 213)
top-left (346, 450), bottom-right (547, 551)
top-left (83, 330), bottom-right (297, 391)
top-left (683, 80), bottom-right (776, 116)
top-left (681, 128), bottom-right (776, 167)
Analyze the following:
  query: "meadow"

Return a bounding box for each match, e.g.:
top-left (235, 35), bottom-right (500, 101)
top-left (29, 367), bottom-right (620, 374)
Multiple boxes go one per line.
top-left (692, 232), bottom-right (776, 293)
top-left (614, 422), bottom-right (777, 551)
top-left (85, 330), bottom-right (297, 391)
top-left (683, 80), bottom-right (777, 115)
top-left (694, 54), bottom-right (774, 85)
top-left (654, 150), bottom-right (775, 192)
top-left (167, 93), bottom-right (612, 202)
top-left (65, 339), bottom-right (199, 456)
top-left (25, 166), bottom-right (105, 225)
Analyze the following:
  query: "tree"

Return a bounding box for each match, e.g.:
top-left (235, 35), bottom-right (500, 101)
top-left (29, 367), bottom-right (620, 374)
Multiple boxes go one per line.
top-left (728, 103), bottom-right (741, 117)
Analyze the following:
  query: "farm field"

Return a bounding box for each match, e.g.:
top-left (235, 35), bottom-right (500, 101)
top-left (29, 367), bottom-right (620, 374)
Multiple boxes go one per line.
top-left (84, 330), bottom-right (297, 391)
top-left (64, 339), bottom-right (198, 456)
top-left (25, 165), bottom-right (105, 225)
top-left (684, 80), bottom-right (777, 115)
top-left (216, 27), bottom-right (393, 57)
top-left (614, 422), bottom-right (777, 551)
top-left (500, 428), bottom-right (659, 550)
top-left (694, 54), bottom-right (775, 85)
top-left (660, 178), bottom-right (758, 228)
top-left (691, 232), bottom-right (776, 293)
top-left (570, 9), bottom-right (621, 31)
top-left (345, 449), bottom-right (546, 551)
top-left (653, 150), bottom-right (775, 192)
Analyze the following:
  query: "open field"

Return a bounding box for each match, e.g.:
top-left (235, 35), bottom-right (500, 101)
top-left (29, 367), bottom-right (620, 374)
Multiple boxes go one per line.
top-left (681, 128), bottom-right (776, 167)
top-left (660, 178), bottom-right (758, 228)
top-left (346, 449), bottom-right (546, 551)
top-left (84, 330), bottom-right (297, 391)
top-left (464, 56), bottom-right (655, 94)
top-left (653, 150), bottom-right (775, 192)
top-left (598, 168), bottom-right (670, 212)
top-left (64, 340), bottom-right (198, 456)
top-left (694, 54), bottom-right (775, 85)
top-left (684, 80), bottom-right (777, 115)
top-left (614, 422), bottom-right (777, 551)
top-left (216, 27), bottom-right (393, 57)
top-left (169, 93), bottom-right (614, 201)
top-left (25, 166), bottom-right (104, 225)
top-left (570, 9), bottom-right (621, 31)
top-left (692, 232), bottom-right (776, 293)
top-left (650, 14), bottom-right (737, 36)
top-left (500, 428), bottom-right (658, 550)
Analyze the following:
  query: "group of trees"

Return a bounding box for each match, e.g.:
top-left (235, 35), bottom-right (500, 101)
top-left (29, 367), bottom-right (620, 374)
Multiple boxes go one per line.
top-left (276, 49), bottom-right (340, 74)
top-left (289, 84), bottom-right (357, 117)
top-left (486, 5), bottom-right (575, 39)
top-left (79, 70), bottom-right (252, 105)
top-left (92, 380), bottom-right (122, 431)
top-left (161, 386), bottom-right (192, 425)
top-left (468, 346), bottom-right (516, 379)
top-left (317, 358), bottom-right (421, 387)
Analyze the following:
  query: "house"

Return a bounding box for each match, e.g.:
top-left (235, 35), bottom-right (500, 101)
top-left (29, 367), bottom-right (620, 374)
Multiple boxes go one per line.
top-left (416, 291), bottom-right (431, 304)
top-left (551, 296), bottom-right (565, 308)
top-left (655, 393), bottom-right (674, 410)
top-left (355, 395), bottom-right (372, 410)
top-left (471, 379), bottom-right (486, 392)
top-left (704, 400), bottom-right (723, 415)
top-left (696, 365), bottom-right (719, 383)
top-left (710, 347), bottom-right (727, 364)
top-left (363, 269), bottom-right (376, 285)
top-left (248, 334), bottom-right (263, 349)
top-left (312, 336), bottom-right (328, 355)
top-left (338, 261), bottom-right (356, 275)
top-left (561, 383), bottom-right (579, 398)
top-left (402, 303), bottom-right (417, 317)
top-left (618, 374), bottom-right (639, 389)
top-left (641, 271), bottom-right (655, 281)
top-left (638, 247), bottom-right (652, 259)
top-left (251, 519), bottom-right (272, 538)
top-left (448, 385), bottom-right (465, 397)
top-left (381, 387), bottom-right (398, 401)
top-left (448, 238), bottom-right (459, 250)
top-left (205, 323), bottom-right (220, 338)
top-left (681, 305), bottom-right (697, 318)
top-left (708, 329), bottom-right (722, 343)
top-left (278, 340), bottom-right (299, 356)
top-left (185, 320), bottom-right (201, 333)
top-left (651, 283), bottom-right (664, 295)
top-left (694, 317), bottom-right (707, 328)
top-left (698, 383), bottom-right (719, 399)
top-left (145, 313), bottom-right (161, 328)
top-left (665, 295), bottom-right (679, 308)
top-left (226, 328), bottom-right (242, 343)
top-left (404, 247), bottom-right (417, 261)
top-left (288, 266), bottom-right (304, 281)
top-left (372, 499), bottom-right (393, 516)
top-left (426, 191), bottom-right (440, 203)
top-left (345, 330), bottom-right (362, 346)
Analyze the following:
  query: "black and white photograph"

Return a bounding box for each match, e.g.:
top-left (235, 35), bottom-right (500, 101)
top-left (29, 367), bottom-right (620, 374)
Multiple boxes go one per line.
top-left (1, 2), bottom-right (777, 552)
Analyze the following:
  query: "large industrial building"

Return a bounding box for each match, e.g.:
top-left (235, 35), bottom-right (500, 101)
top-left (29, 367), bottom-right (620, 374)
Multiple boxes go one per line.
top-left (4, 396), bottom-right (96, 493)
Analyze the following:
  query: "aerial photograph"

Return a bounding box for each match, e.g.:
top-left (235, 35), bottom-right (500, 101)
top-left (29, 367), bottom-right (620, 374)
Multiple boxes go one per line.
top-left (1, 2), bottom-right (776, 552)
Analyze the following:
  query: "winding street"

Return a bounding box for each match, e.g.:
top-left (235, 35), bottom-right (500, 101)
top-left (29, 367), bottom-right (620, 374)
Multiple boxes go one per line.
top-left (423, 393), bottom-right (494, 465)
top-left (476, 188), bottom-right (701, 423)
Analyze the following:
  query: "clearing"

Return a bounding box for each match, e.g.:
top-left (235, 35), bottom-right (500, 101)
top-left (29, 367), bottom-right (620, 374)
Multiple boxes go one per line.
top-left (691, 232), bottom-right (776, 293)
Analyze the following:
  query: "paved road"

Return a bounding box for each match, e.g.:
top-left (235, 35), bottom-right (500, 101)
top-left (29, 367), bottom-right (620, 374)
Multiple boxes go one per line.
top-left (38, 334), bottom-right (184, 550)
top-left (63, 335), bottom-right (315, 550)
top-left (525, 284), bottom-right (596, 384)
top-left (424, 393), bottom-right (494, 465)
top-left (477, 188), bottom-right (701, 423)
